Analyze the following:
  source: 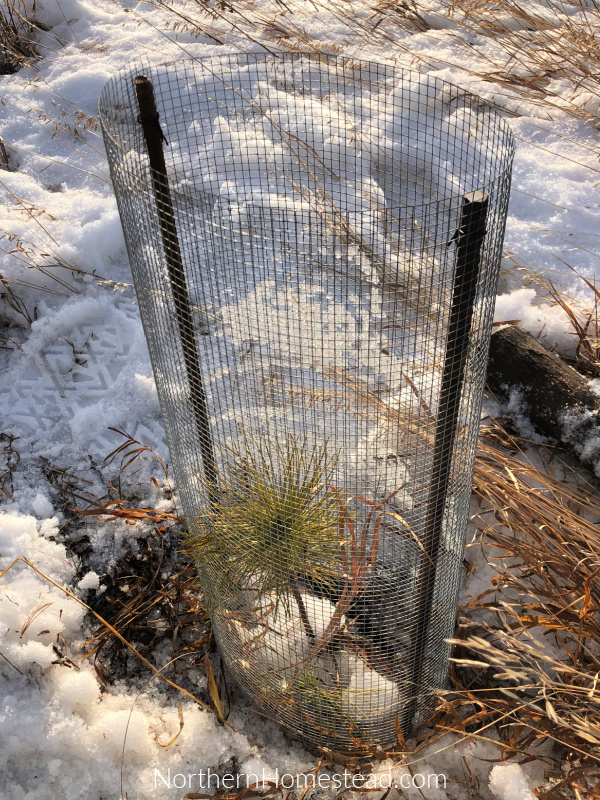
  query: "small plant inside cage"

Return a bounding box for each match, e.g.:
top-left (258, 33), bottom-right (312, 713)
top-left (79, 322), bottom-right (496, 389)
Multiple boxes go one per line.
top-left (186, 434), bottom-right (411, 746)
top-left (99, 54), bottom-right (514, 753)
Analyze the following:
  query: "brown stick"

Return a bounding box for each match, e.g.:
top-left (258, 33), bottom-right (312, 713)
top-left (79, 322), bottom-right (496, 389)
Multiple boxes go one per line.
top-left (404, 191), bottom-right (489, 733)
top-left (134, 75), bottom-right (218, 503)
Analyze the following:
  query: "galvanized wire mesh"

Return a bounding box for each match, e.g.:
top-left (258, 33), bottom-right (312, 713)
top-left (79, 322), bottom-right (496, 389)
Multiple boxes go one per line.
top-left (99, 53), bottom-right (514, 753)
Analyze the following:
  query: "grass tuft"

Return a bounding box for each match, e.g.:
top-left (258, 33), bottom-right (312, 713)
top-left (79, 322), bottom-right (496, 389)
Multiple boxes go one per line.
top-left (0, 0), bottom-right (39, 74)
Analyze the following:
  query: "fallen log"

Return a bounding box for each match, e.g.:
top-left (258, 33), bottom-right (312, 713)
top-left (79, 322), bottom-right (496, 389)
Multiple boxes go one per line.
top-left (486, 325), bottom-right (600, 474)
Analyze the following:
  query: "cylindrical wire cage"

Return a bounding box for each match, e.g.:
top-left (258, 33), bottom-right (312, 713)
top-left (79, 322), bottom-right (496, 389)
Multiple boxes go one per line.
top-left (99, 53), bottom-right (514, 753)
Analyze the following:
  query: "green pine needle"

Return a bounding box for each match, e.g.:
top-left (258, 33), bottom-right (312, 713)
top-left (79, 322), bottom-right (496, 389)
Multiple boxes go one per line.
top-left (187, 434), bottom-right (342, 607)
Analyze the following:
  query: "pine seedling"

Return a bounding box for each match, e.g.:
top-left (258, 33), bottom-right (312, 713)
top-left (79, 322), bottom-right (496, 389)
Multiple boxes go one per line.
top-left (187, 434), bottom-right (342, 611)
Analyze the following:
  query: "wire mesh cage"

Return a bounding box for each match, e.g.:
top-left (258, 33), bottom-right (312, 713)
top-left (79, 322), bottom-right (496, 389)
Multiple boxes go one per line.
top-left (99, 53), bottom-right (514, 754)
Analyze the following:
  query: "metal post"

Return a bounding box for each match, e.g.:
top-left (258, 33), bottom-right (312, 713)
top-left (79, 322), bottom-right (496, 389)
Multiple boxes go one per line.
top-left (135, 75), bottom-right (218, 502)
top-left (403, 190), bottom-right (489, 733)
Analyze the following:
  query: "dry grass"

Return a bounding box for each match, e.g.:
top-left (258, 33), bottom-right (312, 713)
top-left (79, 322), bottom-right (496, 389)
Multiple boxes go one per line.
top-left (413, 422), bottom-right (600, 796)
top-left (4, 413), bottom-right (597, 794)
top-left (27, 429), bottom-right (231, 723)
top-left (150, 0), bottom-right (600, 122)
top-left (145, 0), bottom-right (600, 289)
top-left (0, 190), bottom-right (109, 334)
top-left (262, 361), bottom-right (600, 785)
top-left (2, 0), bottom-right (599, 790)
top-left (457, 424), bottom-right (600, 760)
top-left (526, 267), bottom-right (600, 377)
top-left (0, 0), bottom-right (39, 74)
top-left (434, 0), bottom-right (600, 123)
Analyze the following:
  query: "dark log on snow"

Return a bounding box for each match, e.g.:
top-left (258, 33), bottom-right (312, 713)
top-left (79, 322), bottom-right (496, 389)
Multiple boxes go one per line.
top-left (487, 325), bottom-right (600, 472)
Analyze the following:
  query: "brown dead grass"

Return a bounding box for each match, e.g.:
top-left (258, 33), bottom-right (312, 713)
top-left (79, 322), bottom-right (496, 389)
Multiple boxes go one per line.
top-left (74, 419), bottom-right (600, 773)
top-left (2, 411), bottom-right (599, 795)
top-left (526, 266), bottom-right (600, 377)
top-left (0, 0), bottom-right (38, 73)
top-left (456, 422), bottom-right (600, 772)
top-left (150, 0), bottom-right (600, 123)
top-left (262, 359), bottom-right (600, 787)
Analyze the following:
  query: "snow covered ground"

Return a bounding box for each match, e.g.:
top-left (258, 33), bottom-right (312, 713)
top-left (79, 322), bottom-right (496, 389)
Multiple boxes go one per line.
top-left (1, 0), bottom-right (599, 797)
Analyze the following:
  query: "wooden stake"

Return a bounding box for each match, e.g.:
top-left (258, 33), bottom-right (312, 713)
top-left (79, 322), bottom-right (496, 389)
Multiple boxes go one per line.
top-left (135, 75), bottom-right (218, 503)
top-left (404, 190), bottom-right (489, 732)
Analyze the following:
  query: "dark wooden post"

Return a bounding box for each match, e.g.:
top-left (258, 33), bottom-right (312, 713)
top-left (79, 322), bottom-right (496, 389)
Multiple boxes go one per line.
top-left (135, 75), bottom-right (218, 503)
top-left (403, 190), bottom-right (488, 733)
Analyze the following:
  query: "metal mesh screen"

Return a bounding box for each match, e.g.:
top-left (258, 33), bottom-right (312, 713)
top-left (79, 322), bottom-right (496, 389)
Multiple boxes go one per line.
top-left (99, 53), bottom-right (514, 754)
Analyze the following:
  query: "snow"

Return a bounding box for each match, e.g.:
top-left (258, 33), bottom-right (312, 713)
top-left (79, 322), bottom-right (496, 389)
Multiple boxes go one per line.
top-left (0, 510), bottom-right (304, 800)
top-left (77, 570), bottom-right (100, 591)
top-left (30, 493), bottom-right (54, 518)
top-left (489, 764), bottom-right (537, 800)
top-left (494, 286), bottom-right (591, 356)
top-left (1, 0), bottom-right (597, 795)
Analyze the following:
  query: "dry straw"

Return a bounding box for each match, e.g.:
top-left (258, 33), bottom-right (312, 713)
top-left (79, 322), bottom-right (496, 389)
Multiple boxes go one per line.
top-left (3, 415), bottom-right (600, 791)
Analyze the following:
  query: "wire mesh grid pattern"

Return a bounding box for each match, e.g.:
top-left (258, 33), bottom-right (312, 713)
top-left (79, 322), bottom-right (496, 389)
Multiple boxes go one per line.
top-left (99, 53), bottom-right (514, 753)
